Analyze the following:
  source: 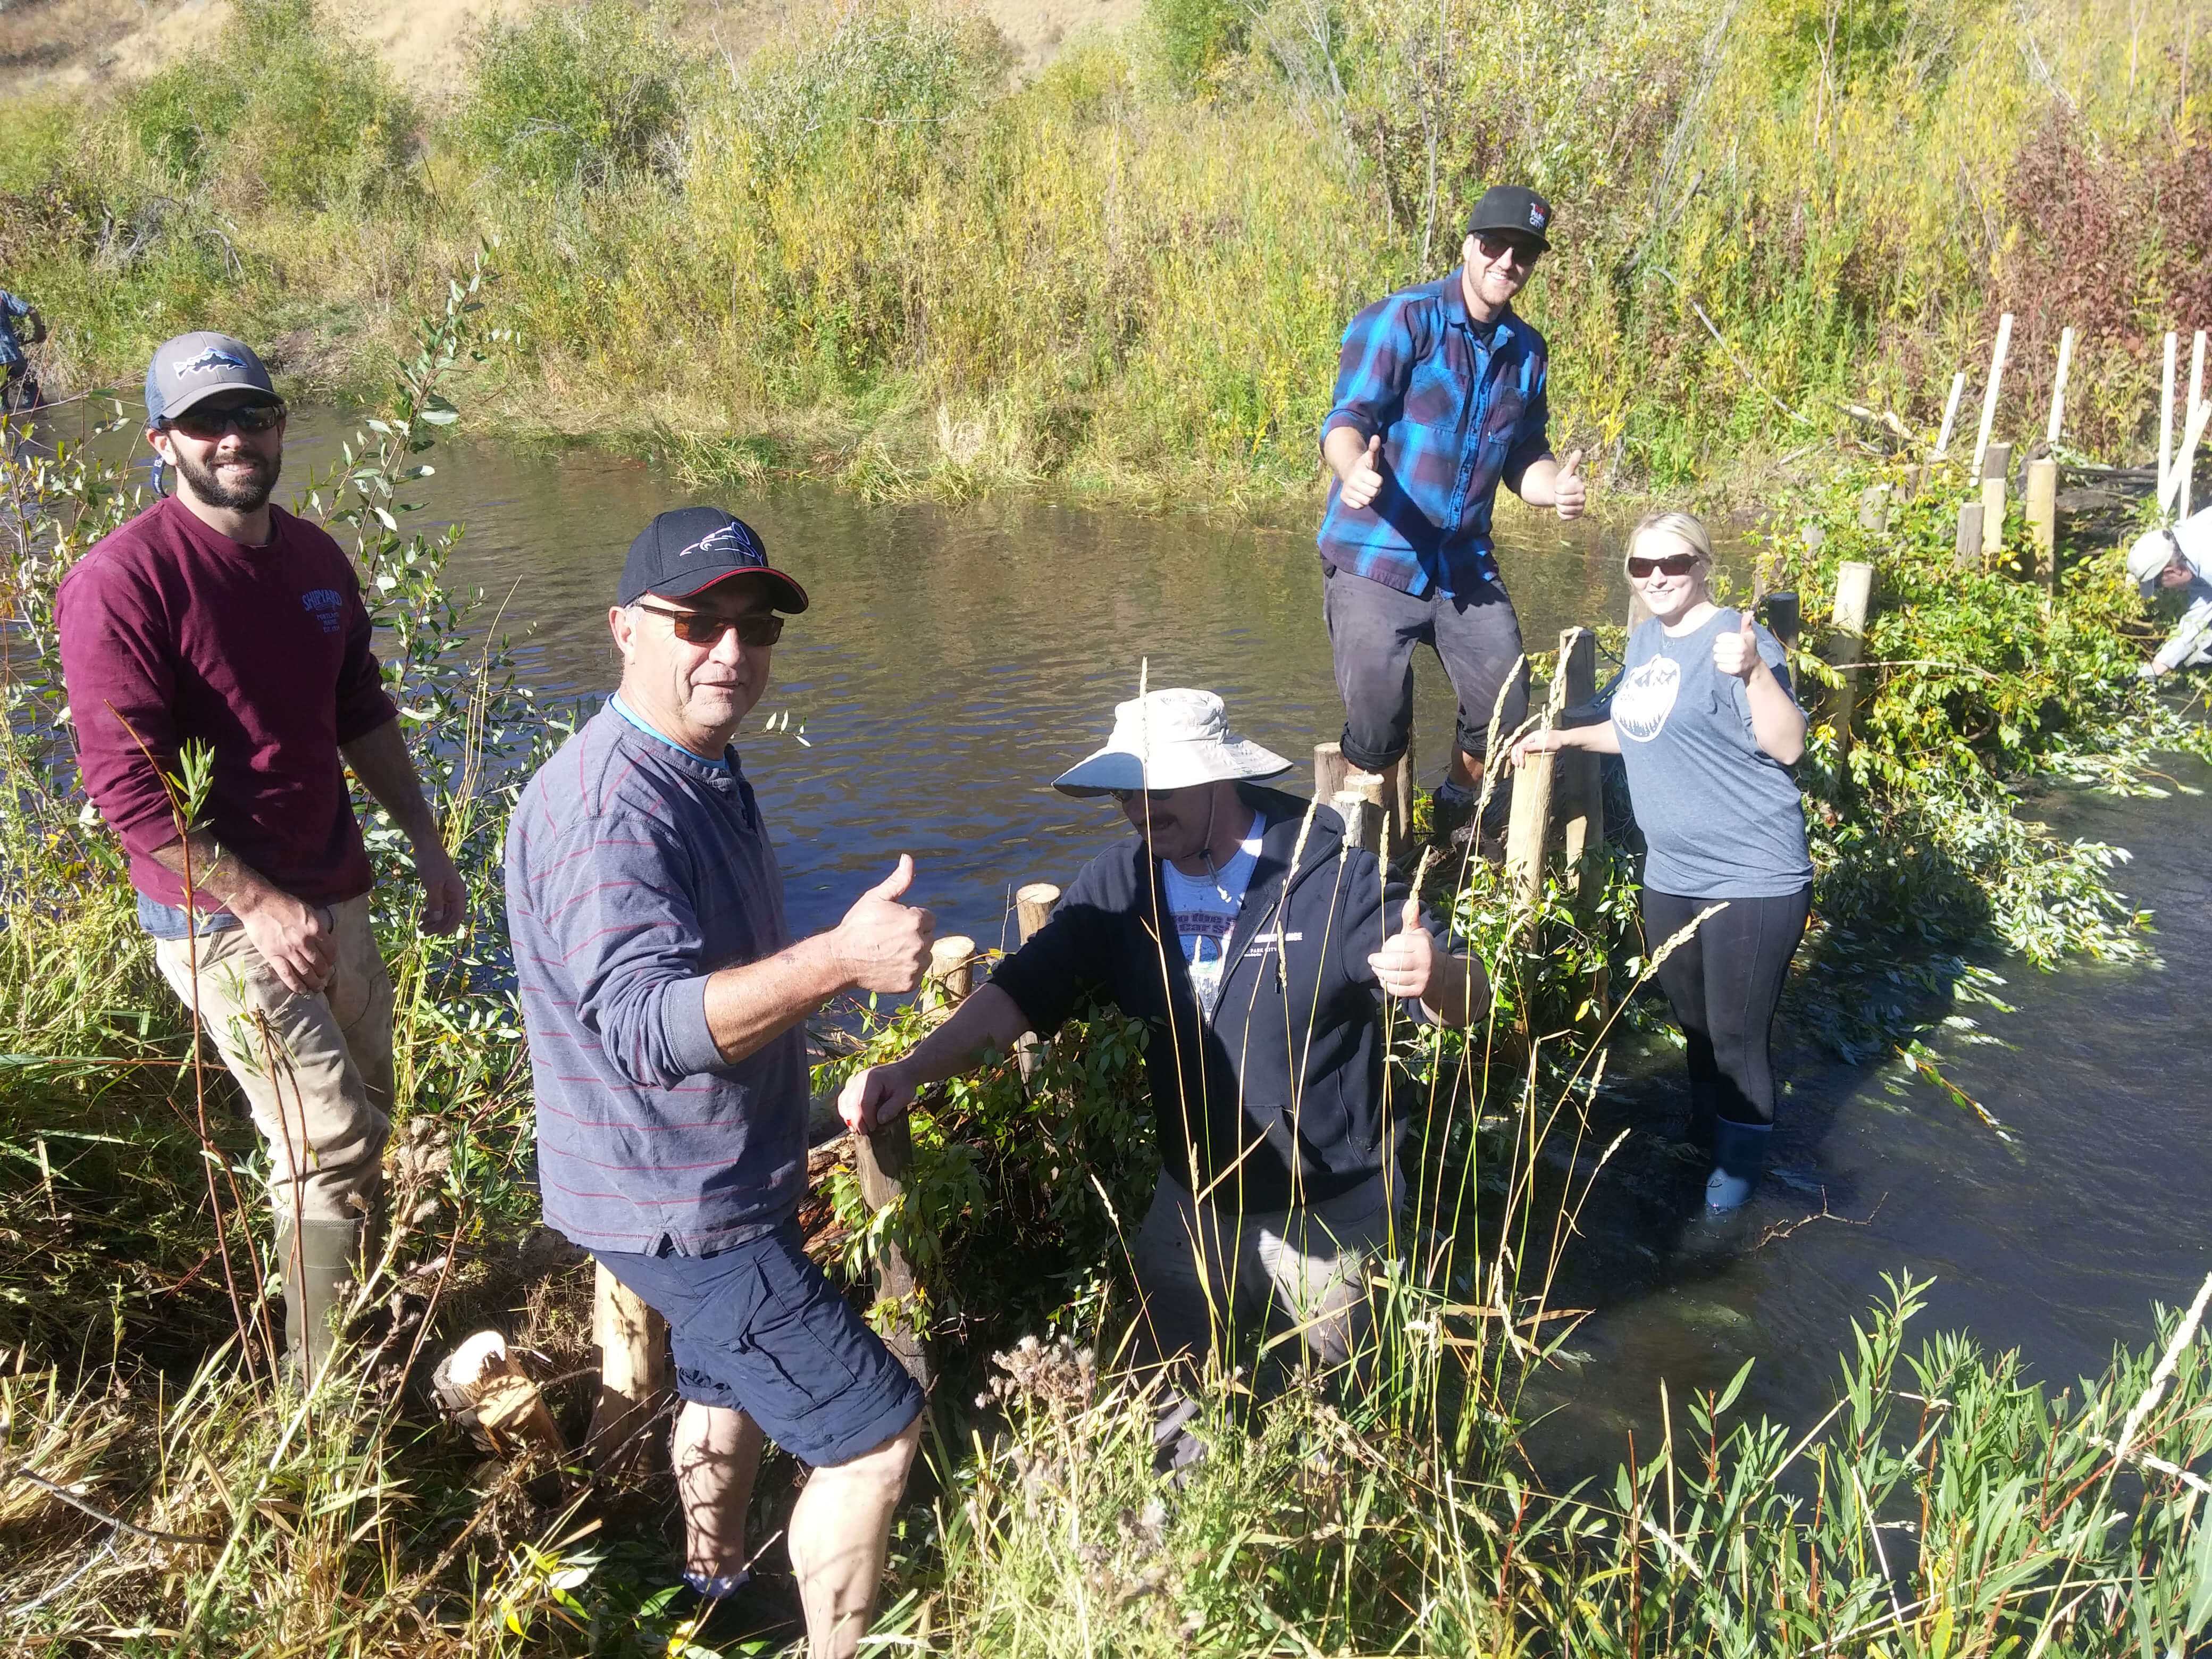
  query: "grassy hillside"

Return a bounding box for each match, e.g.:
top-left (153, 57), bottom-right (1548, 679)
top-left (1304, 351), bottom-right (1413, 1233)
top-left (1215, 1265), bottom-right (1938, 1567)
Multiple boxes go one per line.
top-left (0, 0), bottom-right (2205, 503)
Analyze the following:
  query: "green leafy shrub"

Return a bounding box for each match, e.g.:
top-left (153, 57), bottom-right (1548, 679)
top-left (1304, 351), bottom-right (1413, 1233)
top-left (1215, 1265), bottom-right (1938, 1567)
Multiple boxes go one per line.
top-left (1145, 0), bottom-right (1247, 93)
top-left (455, 0), bottom-right (685, 191)
top-left (117, 0), bottom-right (409, 208)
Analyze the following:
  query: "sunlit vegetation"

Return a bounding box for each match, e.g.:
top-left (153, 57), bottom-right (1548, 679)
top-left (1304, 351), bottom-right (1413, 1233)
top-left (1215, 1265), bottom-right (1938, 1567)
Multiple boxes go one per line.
top-left (0, 0), bottom-right (2204, 499)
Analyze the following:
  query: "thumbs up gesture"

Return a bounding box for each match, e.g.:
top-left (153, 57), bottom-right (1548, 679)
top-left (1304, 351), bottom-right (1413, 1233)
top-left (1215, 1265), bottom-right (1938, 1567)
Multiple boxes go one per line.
top-left (1365, 894), bottom-right (1436, 1002)
top-left (834, 854), bottom-right (938, 993)
top-left (1712, 609), bottom-right (1761, 682)
top-left (1552, 449), bottom-right (1588, 521)
top-left (1341, 433), bottom-right (1386, 511)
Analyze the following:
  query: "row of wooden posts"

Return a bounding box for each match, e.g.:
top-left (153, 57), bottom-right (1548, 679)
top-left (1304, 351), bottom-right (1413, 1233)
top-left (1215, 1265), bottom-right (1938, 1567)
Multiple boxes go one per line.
top-left (1931, 319), bottom-right (2209, 579)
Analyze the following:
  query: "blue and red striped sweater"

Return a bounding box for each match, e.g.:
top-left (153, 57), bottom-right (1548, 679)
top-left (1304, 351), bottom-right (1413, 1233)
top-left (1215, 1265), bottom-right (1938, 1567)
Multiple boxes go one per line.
top-left (505, 700), bottom-right (807, 1255)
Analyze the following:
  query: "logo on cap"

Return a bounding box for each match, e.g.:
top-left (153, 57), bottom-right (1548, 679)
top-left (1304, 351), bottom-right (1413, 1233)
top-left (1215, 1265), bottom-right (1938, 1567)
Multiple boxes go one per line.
top-left (680, 524), bottom-right (760, 564)
top-left (175, 348), bottom-right (249, 378)
top-left (1529, 206), bottom-right (1546, 229)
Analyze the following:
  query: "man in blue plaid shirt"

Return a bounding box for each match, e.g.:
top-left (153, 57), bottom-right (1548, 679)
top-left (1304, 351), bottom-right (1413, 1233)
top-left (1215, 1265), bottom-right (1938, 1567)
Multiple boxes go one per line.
top-left (1317, 185), bottom-right (1588, 850)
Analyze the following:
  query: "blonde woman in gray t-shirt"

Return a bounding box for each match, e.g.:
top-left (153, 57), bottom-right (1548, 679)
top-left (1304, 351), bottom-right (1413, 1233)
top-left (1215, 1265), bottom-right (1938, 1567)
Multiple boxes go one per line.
top-left (1513, 510), bottom-right (1811, 1213)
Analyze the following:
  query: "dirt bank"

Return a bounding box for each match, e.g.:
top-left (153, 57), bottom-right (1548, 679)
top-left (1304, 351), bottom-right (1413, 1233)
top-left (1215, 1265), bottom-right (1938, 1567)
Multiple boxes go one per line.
top-left (0, 0), bottom-right (1138, 98)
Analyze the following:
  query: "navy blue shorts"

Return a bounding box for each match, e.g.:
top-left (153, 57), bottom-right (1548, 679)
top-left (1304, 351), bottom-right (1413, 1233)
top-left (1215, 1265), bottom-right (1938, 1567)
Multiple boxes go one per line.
top-left (594, 1221), bottom-right (924, 1468)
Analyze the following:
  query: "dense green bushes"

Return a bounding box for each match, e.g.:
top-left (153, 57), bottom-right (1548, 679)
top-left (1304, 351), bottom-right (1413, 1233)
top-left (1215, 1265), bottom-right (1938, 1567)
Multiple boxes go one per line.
top-left (454, 0), bottom-right (685, 191)
top-left (121, 0), bottom-right (409, 208)
top-left (0, 0), bottom-right (2202, 499)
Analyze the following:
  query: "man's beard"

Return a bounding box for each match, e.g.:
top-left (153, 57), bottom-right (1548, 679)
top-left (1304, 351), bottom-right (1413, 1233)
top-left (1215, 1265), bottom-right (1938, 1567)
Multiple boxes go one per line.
top-left (173, 446), bottom-right (280, 513)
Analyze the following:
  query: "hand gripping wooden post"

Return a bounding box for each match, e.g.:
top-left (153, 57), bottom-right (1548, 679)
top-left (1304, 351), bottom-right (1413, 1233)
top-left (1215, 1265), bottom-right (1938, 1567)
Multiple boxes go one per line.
top-left (1504, 630), bottom-right (1577, 910)
top-left (589, 1266), bottom-right (669, 1472)
top-left (1013, 884), bottom-right (1059, 1081)
top-left (437, 1329), bottom-right (569, 1469)
top-left (852, 936), bottom-right (973, 1389)
top-left (1552, 629), bottom-right (1602, 902)
top-left (1829, 562), bottom-right (1875, 783)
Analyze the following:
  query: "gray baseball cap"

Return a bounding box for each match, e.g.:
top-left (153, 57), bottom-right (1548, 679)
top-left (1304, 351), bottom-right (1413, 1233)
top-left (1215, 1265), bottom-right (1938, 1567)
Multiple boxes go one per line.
top-left (145, 332), bottom-right (277, 425)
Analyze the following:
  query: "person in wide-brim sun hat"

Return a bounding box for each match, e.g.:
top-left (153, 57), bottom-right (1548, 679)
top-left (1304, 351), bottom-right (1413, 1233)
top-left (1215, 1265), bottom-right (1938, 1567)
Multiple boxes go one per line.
top-left (838, 684), bottom-right (1490, 1478)
top-left (2124, 509), bottom-right (2212, 682)
top-left (1050, 688), bottom-right (1292, 797)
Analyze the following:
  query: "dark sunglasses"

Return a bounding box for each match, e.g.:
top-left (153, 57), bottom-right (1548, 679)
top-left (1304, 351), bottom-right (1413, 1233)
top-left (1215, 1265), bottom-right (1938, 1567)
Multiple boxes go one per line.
top-left (1627, 552), bottom-right (1702, 578)
top-left (1473, 233), bottom-right (1541, 267)
top-left (1106, 786), bottom-right (1192, 806)
top-left (634, 601), bottom-right (785, 647)
top-left (162, 400), bottom-right (287, 440)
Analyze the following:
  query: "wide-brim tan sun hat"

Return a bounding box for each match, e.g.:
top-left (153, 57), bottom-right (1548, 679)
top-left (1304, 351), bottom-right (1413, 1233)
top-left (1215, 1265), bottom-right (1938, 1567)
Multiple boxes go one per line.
top-left (1052, 688), bottom-right (1293, 797)
top-left (2127, 527), bottom-right (2182, 598)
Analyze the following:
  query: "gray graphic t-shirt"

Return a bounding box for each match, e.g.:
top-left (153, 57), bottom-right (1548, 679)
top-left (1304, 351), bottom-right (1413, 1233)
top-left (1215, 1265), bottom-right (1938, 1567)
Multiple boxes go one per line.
top-left (1614, 609), bottom-right (1812, 899)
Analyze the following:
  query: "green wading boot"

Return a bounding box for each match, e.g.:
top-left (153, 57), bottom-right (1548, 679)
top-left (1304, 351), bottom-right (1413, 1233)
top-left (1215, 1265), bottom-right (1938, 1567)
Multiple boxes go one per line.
top-left (274, 1218), bottom-right (362, 1385)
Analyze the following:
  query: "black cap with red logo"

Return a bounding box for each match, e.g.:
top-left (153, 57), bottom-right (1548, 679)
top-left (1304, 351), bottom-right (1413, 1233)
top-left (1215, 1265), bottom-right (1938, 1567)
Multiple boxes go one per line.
top-left (1466, 185), bottom-right (1554, 251)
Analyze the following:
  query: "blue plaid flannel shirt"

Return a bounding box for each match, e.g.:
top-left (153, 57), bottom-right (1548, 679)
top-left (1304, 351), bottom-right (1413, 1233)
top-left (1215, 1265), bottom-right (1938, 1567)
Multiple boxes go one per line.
top-left (0, 293), bottom-right (31, 370)
top-left (1316, 271), bottom-right (1553, 599)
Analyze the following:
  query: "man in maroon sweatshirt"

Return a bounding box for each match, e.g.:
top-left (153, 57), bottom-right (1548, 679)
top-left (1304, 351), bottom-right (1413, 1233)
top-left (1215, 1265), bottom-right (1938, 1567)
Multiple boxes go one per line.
top-left (56, 332), bottom-right (464, 1381)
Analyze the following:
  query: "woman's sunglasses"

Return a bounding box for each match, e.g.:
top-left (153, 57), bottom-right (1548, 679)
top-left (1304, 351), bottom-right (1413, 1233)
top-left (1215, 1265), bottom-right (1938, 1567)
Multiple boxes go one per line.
top-left (633, 602), bottom-right (786, 647)
top-left (162, 400), bottom-right (288, 440)
top-left (1627, 552), bottom-right (1702, 579)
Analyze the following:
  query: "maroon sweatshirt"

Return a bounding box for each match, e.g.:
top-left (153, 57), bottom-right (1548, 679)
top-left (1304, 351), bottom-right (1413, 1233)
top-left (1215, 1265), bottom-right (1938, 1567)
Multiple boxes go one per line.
top-left (55, 494), bottom-right (399, 916)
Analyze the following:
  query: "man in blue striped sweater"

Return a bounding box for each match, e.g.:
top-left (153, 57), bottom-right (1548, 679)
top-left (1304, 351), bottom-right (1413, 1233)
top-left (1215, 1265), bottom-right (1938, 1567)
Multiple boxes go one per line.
top-left (505, 507), bottom-right (936, 1657)
top-left (1317, 184), bottom-right (1590, 850)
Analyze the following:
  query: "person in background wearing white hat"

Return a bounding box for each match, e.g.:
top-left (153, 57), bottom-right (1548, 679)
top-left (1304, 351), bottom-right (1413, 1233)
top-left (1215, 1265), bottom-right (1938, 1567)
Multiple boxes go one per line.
top-left (2126, 509), bottom-right (2212, 681)
top-left (840, 688), bottom-right (1487, 1461)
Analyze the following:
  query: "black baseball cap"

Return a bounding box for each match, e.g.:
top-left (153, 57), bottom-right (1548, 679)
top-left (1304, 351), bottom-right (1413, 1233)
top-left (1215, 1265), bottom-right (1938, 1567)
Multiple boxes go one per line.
top-left (617, 507), bottom-right (809, 613)
top-left (1467, 185), bottom-right (1554, 250)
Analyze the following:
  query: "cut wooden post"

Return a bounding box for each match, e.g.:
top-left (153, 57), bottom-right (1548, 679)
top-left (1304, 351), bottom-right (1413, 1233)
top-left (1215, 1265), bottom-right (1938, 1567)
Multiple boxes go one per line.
top-left (1315, 740), bottom-right (1409, 853)
top-left (1313, 741), bottom-right (1349, 809)
top-left (2025, 456), bottom-right (2059, 586)
top-left (1015, 884), bottom-right (1059, 943)
top-left (921, 934), bottom-right (976, 1012)
top-left (1954, 500), bottom-right (1985, 570)
top-left (1332, 788), bottom-right (1384, 856)
top-left (1503, 630), bottom-right (1576, 909)
top-left (1969, 312), bottom-right (2013, 482)
top-left (436, 1329), bottom-right (568, 1469)
top-left (1857, 483), bottom-right (1891, 532)
top-left (588, 1266), bottom-right (668, 1472)
top-left (1829, 562), bottom-right (1875, 780)
top-left (1013, 884), bottom-right (1059, 1080)
top-left (1553, 629), bottom-right (1601, 901)
top-left (856, 936), bottom-right (971, 1390)
top-left (1981, 440), bottom-right (2012, 558)
top-left (2046, 327), bottom-right (2075, 448)
top-left (853, 1103), bottom-right (928, 1387)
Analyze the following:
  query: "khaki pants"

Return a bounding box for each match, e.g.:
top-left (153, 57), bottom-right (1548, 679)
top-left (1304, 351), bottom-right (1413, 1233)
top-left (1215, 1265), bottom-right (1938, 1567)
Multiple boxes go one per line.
top-left (153, 893), bottom-right (395, 1225)
top-left (1129, 1174), bottom-right (1393, 1372)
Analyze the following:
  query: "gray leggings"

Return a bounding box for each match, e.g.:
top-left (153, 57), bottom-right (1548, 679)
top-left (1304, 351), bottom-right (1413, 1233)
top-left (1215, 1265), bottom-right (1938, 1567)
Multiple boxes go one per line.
top-left (1322, 563), bottom-right (1531, 769)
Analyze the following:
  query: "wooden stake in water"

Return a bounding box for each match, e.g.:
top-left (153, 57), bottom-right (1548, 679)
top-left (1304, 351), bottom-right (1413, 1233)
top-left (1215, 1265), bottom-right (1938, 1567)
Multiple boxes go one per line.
top-left (1970, 314), bottom-right (2013, 483)
top-left (2046, 326), bottom-right (2075, 448)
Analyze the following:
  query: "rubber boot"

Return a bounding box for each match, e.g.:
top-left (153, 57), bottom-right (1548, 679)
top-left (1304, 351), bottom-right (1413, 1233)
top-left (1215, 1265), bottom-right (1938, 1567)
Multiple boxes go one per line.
top-left (1704, 1119), bottom-right (1772, 1214)
top-left (274, 1217), bottom-right (361, 1385)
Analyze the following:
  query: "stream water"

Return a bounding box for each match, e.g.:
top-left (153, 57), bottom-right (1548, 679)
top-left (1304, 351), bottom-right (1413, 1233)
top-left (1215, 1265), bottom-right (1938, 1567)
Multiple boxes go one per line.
top-left (40, 405), bottom-right (2212, 1475)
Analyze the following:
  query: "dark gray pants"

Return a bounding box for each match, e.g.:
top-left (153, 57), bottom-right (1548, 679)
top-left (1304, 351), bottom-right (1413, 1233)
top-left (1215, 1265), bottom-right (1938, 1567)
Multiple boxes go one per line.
top-left (1322, 563), bottom-right (1530, 770)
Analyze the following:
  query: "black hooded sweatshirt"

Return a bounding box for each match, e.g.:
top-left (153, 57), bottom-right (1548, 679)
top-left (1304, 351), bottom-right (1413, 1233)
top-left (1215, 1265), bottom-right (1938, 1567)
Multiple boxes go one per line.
top-left (990, 784), bottom-right (1436, 1213)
